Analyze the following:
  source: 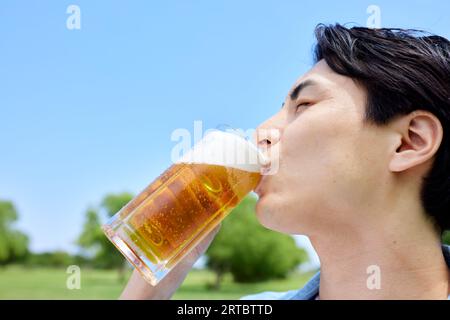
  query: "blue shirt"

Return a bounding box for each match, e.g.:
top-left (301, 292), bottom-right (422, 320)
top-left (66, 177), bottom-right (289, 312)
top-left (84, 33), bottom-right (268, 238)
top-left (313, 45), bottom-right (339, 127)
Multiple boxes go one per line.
top-left (240, 244), bottom-right (450, 300)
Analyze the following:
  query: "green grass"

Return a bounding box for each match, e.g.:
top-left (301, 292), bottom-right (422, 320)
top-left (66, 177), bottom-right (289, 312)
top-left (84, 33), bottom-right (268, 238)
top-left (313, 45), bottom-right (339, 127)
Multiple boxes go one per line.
top-left (0, 266), bottom-right (316, 300)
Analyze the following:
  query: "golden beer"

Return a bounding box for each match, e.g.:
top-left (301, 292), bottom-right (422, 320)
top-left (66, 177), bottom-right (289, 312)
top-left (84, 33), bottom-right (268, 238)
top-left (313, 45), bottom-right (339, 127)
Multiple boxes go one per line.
top-left (103, 130), bottom-right (263, 285)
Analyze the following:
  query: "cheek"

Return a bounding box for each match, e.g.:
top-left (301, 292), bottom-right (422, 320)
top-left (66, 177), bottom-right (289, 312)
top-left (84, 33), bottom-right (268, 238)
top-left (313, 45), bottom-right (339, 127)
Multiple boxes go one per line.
top-left (278, 110), bottom-right (366, 204)
top-left (257, 105), bottom-right (386, 232)
top-left (282, 118), bottom-right (345, 179)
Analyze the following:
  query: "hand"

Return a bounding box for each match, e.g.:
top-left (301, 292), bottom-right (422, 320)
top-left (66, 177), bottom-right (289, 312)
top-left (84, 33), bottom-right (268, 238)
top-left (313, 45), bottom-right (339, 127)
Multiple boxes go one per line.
top-left (119, 224), bottom-right (221, 300)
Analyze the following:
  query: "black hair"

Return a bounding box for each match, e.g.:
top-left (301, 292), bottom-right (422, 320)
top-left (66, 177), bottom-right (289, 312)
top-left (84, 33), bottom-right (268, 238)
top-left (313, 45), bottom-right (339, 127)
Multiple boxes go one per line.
top-left (313, 24), bottom-right (450, 233)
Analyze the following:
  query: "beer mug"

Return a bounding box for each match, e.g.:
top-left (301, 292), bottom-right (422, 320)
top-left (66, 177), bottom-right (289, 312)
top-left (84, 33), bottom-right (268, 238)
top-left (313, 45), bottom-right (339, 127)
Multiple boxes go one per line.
top-left (102, 129), bottom-right (266, 286)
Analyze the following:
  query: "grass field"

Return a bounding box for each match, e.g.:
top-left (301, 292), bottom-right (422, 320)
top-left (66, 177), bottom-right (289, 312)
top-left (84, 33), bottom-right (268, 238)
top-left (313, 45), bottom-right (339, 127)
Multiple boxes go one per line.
top-left (0, 266), bottom-right (316, 300)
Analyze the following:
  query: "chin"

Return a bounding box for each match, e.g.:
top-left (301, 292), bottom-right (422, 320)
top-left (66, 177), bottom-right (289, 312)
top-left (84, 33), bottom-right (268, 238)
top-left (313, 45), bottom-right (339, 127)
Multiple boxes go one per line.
top-left (254, 195), bottom-right (286, 232)
top-left (254, 196), bottom-right (271, 227)
top-left (255, 194), bottom-right (309, 235)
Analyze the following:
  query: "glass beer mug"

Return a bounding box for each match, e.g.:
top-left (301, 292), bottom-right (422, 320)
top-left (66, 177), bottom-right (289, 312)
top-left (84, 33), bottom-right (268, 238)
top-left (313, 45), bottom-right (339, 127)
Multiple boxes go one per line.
top-left (102, 129), bottom-right (266, 286)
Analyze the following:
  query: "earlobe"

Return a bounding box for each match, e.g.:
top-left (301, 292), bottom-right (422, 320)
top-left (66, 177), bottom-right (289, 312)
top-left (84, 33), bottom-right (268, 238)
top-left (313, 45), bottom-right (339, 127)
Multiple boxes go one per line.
top-left (388, 111), bottom-right (443, 173)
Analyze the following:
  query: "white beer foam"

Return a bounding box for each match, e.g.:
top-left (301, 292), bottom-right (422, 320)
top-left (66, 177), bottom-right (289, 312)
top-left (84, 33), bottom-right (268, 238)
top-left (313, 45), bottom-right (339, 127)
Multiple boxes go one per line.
top-left (176, 130), bottom-right (265, 173)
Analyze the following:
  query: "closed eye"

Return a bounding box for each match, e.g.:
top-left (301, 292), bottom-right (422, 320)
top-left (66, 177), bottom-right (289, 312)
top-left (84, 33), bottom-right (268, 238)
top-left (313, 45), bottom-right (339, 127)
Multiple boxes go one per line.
top-left (295, 101), bottom-right (313, 111)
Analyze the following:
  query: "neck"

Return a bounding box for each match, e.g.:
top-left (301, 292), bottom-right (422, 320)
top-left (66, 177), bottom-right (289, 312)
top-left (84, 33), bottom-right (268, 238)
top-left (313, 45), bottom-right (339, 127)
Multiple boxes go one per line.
top-left (309, 191), bottom-right (449, 300)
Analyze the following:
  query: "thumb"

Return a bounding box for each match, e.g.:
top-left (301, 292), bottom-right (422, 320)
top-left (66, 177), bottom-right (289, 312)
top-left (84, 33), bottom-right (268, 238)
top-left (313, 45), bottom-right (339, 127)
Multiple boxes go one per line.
top-left (194, 223), bottom-right (222, 256)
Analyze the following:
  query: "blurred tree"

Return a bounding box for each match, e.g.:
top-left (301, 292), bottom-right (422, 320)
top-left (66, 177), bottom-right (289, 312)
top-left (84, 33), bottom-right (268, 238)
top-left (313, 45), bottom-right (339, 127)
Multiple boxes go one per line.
top-left (77, 192), bottom-right (133, 281)
top-left (0, 200), bottom-right (29, 266)
top-left (443, 230), bottom-right (450, 245)
top-left (205, 196), bottom-right (308, 289)
top-left (26, 250), bottom-right (74, 267)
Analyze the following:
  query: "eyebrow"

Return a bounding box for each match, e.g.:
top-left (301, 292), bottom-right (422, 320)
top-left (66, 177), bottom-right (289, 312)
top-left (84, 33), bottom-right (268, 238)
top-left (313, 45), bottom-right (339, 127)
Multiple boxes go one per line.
top-left (289, 79), bottom-right (318, 101)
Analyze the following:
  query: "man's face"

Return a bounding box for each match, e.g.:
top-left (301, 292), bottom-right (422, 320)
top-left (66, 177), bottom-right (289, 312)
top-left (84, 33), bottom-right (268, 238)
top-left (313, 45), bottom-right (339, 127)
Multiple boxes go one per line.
top-left (255, 60), bottom-right (394, 235)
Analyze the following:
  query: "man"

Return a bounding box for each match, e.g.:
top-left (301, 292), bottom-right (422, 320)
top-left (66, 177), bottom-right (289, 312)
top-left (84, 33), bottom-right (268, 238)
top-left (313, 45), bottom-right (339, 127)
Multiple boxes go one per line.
top-left (120, 24), bottom-right (450, 299)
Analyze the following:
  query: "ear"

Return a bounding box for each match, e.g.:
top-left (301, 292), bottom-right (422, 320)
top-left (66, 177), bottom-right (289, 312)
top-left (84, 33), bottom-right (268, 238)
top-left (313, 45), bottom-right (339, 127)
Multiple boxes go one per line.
top-left (389, 111), bottom-right (443, 173)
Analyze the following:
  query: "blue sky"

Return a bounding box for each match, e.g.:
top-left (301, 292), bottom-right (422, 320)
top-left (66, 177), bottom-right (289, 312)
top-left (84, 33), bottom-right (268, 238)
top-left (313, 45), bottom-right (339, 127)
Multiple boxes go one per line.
top-left (1, 1), bottom-right (449, 269)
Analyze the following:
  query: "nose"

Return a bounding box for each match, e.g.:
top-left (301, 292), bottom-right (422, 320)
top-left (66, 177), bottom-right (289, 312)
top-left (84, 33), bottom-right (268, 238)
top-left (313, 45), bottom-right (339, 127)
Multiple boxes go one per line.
top-left (256, 127), bottom-right (281, 149)
top-left (254, 126), bottom-right (281, 172)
